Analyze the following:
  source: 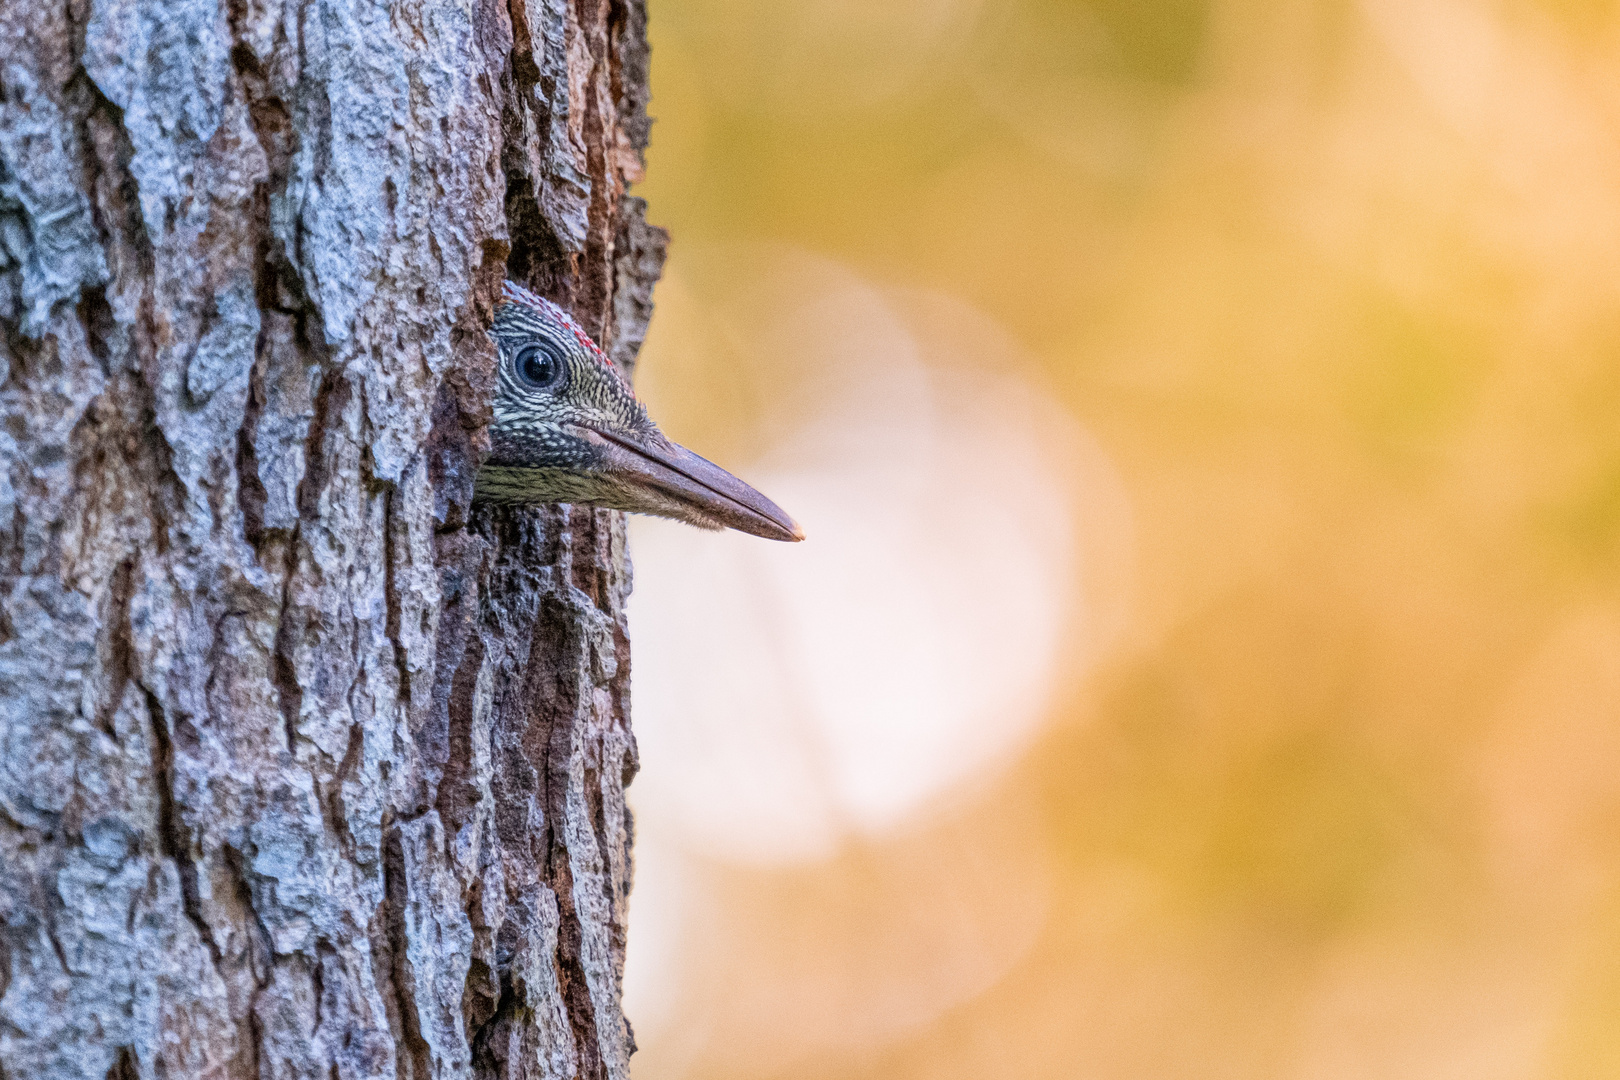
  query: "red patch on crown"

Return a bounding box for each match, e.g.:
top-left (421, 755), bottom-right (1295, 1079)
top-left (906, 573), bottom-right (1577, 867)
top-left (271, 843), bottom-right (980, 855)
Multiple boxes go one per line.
top-left (501, 281), bottom-right (615, 368)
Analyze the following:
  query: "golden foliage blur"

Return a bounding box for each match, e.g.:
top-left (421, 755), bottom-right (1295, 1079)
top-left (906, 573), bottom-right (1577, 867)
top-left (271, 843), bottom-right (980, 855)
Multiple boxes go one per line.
top-left (628, 0), bottom-right (1620, 1076)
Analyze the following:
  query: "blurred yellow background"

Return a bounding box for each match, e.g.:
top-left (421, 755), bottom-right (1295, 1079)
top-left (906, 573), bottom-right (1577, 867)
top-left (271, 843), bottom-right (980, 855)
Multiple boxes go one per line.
top-left (620, 1), bottom-right (1620, 1077)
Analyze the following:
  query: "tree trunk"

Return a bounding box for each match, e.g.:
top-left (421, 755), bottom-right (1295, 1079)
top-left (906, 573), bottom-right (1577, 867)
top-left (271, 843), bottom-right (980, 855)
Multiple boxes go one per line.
top-left (0, 0), bottom-right (663, 1074)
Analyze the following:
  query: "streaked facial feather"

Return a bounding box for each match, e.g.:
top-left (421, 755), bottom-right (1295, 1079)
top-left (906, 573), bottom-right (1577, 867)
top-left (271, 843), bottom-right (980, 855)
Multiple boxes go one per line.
top-left (473, 281), bottom-right (804, 542)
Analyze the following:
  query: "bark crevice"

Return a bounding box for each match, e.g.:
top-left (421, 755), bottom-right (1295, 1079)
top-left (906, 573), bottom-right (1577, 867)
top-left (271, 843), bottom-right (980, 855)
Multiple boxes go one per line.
top-left (144, 685), bottom-right (222, 969)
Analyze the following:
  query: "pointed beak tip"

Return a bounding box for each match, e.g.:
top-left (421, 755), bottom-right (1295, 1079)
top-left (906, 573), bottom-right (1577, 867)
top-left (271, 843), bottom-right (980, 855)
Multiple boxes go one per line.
top-left (584, 423), bottom-right (807, 543)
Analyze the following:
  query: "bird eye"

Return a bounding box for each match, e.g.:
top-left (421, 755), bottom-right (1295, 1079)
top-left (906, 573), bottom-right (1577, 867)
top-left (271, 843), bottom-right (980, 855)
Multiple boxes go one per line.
top-left (514, 342), bottom-right (567, 391)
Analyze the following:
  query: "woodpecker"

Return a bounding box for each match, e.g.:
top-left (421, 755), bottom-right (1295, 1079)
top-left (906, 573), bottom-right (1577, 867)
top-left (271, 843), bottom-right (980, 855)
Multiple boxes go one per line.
top-left (474, 281), bottom-right (804, 542)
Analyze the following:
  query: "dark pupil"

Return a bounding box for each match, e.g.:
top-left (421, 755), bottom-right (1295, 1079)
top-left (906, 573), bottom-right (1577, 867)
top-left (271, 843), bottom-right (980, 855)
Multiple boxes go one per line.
top-left (517, 344), bottom-right (562, 388)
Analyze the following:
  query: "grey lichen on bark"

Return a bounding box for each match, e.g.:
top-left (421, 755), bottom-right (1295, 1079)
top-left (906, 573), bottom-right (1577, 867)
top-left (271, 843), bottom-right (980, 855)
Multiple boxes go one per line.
top-left (0, 0), bottom-right (666, 1074)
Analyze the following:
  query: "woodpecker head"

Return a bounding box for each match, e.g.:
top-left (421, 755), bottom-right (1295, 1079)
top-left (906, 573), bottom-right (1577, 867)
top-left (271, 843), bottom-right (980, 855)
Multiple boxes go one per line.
top-left (474, 281), bottom-right (803, 542)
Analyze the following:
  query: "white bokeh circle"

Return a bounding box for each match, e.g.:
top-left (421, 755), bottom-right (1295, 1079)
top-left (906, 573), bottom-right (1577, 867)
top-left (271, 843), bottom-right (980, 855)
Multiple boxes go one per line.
top-left (626, 250), bottom-right (1131, 864)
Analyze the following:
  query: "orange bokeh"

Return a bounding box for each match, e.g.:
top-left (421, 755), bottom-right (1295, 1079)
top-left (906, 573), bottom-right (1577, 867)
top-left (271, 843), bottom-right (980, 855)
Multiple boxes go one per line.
top-left (623, 2), bottom-right (1620, 1077)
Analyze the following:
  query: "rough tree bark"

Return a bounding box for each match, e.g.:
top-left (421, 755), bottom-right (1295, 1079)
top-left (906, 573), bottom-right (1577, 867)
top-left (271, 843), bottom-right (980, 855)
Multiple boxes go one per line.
top-left (0, 0), bottom-right (665, 1073)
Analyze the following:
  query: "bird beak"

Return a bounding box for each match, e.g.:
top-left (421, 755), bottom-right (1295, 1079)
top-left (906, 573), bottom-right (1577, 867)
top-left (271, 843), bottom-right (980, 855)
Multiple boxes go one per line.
top-left (577, 425), bottom-right (805, 542)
